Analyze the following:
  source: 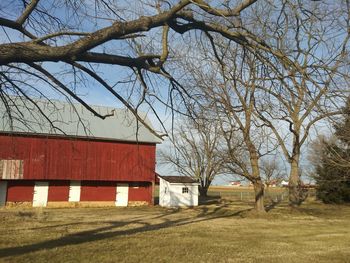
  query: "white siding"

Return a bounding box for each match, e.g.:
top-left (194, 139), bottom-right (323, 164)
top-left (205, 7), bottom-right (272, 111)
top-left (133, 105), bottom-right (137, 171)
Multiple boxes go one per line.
top-left (159, 177), bottom-right (198, 207)
top-left (159, 178), bottom-right (171, 207)
top-left (169, 184), bottom-right (198, 207)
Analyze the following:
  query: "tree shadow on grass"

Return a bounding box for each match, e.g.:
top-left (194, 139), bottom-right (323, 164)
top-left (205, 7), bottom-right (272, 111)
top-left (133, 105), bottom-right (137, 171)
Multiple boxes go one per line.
top-left (0, 204), bottom-right (251, 258)
top-left (199, 195), bottom-right (221, 205)
top-left (265, 199), bottom-right (283, 212)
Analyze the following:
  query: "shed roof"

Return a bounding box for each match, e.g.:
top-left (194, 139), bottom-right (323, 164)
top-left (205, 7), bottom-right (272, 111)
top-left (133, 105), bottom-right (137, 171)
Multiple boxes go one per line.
top-left (0, 97), bottom-right (162, 144)
top-left (158, 175), bottom-right (198, 184)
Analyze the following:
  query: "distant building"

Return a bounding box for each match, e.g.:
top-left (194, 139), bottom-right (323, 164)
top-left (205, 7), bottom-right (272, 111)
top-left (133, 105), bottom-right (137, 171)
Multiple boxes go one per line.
top-left (229, 181), bottom-right (241, 187)
top-left (281, 180), bottom-right (289, 187)
top-left (0, 98), bottom-right (161, 207)
top-left (266, 180), bottom-right (278, 187)
top-left (158, 175), bottom-right (199, 207)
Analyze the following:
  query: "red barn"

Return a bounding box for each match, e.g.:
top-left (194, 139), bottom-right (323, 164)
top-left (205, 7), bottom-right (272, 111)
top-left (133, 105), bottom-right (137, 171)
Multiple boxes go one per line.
top-left (0, 98), bottom-right (161, 207)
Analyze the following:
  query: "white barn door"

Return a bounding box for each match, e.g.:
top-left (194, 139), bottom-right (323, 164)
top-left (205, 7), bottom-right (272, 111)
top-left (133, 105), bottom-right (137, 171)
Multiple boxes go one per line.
top-left (69, 181), bottom-right (81, 202)
top-left (0, 181), bottom-right (7, 206)
top-left (116, 184), bottom-right (129, 206)
top-left (33, 181), bottom-right (49, 207)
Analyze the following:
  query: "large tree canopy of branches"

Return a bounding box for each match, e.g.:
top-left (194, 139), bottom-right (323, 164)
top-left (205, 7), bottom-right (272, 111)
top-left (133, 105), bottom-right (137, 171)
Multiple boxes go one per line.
top-left (160, 116), bottom-right (224, 197)
top-left (1, 1), bottom-right (350, 210)
top-left (1, 0), bottom-right (333, 136)
top-left (0, 0), bottom-right (271, 137)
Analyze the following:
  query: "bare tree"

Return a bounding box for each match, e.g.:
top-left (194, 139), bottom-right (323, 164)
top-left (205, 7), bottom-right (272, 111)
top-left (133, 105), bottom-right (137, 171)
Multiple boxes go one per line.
top-left (170, 0), bottom-right (350, 210)
top-left (1, 1), bottom-right (349, 209)
top-left (0, 0), bottom-right (277, 137)
top-left (260, 159), bottom-right (286, 189)
top-left (179, 40), bottom-right (276, 212)
top-left (160, 115), bottom-right (224, 196)
top-left (245, 1), bottom-right (350, 206)
top-left (2, 1), bottom-right (342, 139)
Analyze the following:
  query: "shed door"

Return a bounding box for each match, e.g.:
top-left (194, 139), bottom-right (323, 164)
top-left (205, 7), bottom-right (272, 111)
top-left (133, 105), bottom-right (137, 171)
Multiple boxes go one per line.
top-left (0, 181), bottom-right (7, 206)
top-left (69, 181), bottom-right (81, 202)
top-left (116, 184), bottom-right (129, 206)
top-left (33, 182), bottom-right (49, 207)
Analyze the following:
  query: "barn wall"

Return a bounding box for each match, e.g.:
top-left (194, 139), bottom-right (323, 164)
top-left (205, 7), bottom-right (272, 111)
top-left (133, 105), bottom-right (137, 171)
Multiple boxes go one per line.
top-left (6, 180), bottom-right (34, 202)
top-left (0, 134), bottom-right (156, 182)
top-left (128, 182), bottom-right (152, 203)
top-left (3, 179), bottom-right (153, 205)
top-left (48, 181), bottom-right (70, 201)
top-left (80, 181), bottom-right (116, 201)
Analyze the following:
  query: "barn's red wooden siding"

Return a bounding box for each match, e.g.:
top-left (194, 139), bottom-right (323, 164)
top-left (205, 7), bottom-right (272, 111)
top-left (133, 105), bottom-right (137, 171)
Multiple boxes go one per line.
top-left (3, 180), bottom-right (153, 203)
top-left (48, 181), bottom-right (70, 201)
top-left (0, 134), bottom-right (156, 182)
top-left (129, 182), bottom-right (152, 203)
top-left (80, 181), bottom-right (116, 201)
top-left (6, 181), bottom-right (34, 202)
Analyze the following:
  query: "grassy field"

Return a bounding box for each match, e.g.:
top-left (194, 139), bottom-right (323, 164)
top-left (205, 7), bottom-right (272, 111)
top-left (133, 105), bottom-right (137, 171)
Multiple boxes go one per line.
top-left (0, 195), bottom-right (349, 262)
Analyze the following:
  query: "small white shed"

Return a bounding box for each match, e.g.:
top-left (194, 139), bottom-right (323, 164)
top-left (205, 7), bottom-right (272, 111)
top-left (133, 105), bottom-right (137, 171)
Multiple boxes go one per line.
top-left (158, 175), bottom-right (199, 207)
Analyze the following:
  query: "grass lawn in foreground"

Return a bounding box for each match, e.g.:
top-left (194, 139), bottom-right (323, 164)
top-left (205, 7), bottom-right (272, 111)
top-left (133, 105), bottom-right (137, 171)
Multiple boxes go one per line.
top-left (0, 199), bottom-right (349, 263)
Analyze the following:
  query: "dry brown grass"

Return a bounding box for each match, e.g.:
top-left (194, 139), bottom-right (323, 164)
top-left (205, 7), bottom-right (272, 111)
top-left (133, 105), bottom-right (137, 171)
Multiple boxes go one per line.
top-left (209, 186), bottom-right (287, 192)
top-left (0, 199), bottom-right (349, 263)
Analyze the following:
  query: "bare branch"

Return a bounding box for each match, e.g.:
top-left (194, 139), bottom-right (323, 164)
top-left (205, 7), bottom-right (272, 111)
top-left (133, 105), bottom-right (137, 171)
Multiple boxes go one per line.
top-left (16, 0), bottom-right (40, 25)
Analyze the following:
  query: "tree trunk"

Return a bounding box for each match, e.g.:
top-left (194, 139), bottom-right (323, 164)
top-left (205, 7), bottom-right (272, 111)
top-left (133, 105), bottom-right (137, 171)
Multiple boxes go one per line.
top-left (289, 158), bottom-right (301, 207)
top-left (253, 180), bottom-right (266, 212)
top-left (199, 185), bottom-right (208, 197)
top-left (288, 129), bottom-right (308, 207)
top-left (265, 184), bottom-right (270, 199)
top-left (248, 144), bottom-right (266, 213)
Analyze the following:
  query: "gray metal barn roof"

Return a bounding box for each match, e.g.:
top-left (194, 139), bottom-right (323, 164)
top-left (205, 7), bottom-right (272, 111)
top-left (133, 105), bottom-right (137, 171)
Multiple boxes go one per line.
top-left (0, 97), bottom-right (162, 144)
